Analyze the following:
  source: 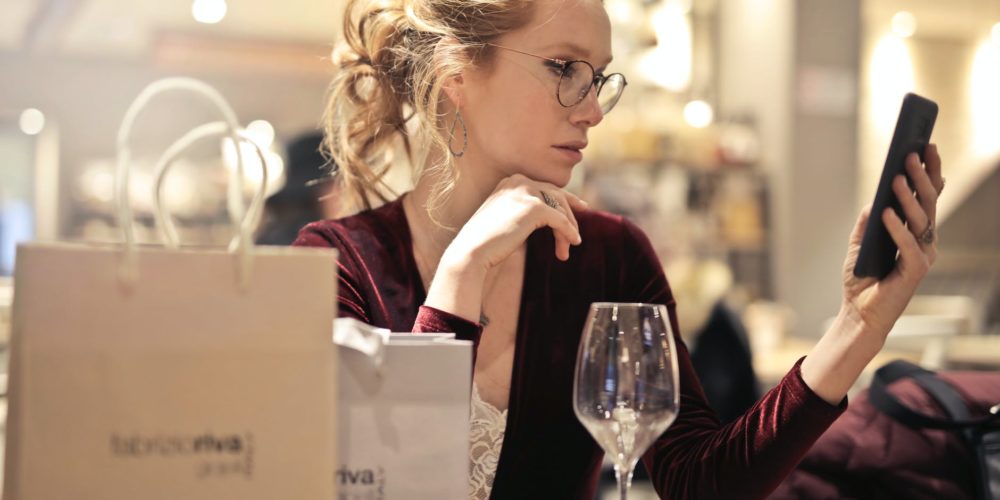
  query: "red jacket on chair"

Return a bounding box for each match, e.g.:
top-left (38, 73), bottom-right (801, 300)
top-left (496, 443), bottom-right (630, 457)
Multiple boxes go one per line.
top-left (772, 369), bottom-right (1000, 499)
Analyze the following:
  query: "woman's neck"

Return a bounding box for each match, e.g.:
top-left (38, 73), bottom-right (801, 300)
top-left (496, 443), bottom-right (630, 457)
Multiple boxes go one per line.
top-left (404, 151), bottom-right (504, 262)
top-left (402, 151), bottom-right (525, 311)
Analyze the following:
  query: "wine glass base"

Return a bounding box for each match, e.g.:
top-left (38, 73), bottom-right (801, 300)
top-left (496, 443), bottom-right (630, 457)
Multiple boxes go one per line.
top-left (596, 482), bottom-right (658, 500)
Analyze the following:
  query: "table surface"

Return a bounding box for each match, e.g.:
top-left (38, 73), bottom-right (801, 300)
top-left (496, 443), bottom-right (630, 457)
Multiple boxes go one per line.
top-left (945, 335), bottom-right (1000, 367)
top-left (754, 335), bottom-right (1000, 395)
top-left (753, 337), bottom-right (923, 393)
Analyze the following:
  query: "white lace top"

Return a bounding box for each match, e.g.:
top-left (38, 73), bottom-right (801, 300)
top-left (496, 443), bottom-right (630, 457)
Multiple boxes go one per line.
top-left (469, 383), bottom-right (507, 500)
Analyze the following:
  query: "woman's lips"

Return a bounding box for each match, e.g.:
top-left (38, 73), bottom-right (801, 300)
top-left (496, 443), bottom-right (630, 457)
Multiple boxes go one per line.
top-left (554, 146), bottom-right (583, 163)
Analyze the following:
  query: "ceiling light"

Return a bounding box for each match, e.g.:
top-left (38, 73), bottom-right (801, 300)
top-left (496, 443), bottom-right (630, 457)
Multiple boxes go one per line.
top-left (891, 11), bottom-right (917, 38)
top-left (683, 100), bottom-right (713, 129)
top-left (992, 22), bottom-right (1000, 46)
top-left (637, 3), bottom-right (692, 92)
top-left (870, 35), bottom-right (915, 136)
top-left (19, 108), bottom-right (45, 135)
top-left (192, 0), bottom-right (227, 25)
top-left (971, 41), bottom-right (1000, 156)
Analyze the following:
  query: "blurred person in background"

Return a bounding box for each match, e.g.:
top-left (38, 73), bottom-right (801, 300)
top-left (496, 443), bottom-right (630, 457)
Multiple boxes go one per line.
top-left (294, 0), bottom-right (947, 498)
top-left (668, 258), bottom-right (760, 424)
top-left (255, 132), bottom-right (339, 245)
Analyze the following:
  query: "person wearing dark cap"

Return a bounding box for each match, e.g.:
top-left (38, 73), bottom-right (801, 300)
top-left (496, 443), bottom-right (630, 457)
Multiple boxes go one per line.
top-left (255, 132), bottom-right (337, 245)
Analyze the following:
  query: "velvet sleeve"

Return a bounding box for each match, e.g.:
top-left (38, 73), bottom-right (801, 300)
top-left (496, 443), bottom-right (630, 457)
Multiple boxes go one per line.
top-left (293, 223), bottom-right (372, 323)
top-left (414, 306), bottom-right (484, 344)
top-left (617, 219), bottom-right (847, 499)
top-left (292, 222), bottom-right (483, 350)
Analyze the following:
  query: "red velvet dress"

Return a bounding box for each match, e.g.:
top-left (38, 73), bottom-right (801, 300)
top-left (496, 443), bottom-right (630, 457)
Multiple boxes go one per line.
top-left (294, 197), bottom-right (846, 499)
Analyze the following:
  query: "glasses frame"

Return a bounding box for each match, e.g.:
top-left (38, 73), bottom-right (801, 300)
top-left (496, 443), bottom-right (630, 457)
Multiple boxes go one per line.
top-left (486, 43), bottom-right (628, 112)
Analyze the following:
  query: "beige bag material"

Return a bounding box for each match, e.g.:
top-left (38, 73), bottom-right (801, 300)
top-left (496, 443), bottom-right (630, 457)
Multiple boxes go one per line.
top-left (4, 244), bottom-right (337, 500)
top-left (334, 319), bottom-right (471, 500)
top-left (3, 77), bottom-right (339, 500)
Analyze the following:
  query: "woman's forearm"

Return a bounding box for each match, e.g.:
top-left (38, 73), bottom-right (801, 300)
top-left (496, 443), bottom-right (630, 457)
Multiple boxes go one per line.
top-left (423, 250), bottom-right (487, 324)
top-left (800, 306), bottom-right (886, 405)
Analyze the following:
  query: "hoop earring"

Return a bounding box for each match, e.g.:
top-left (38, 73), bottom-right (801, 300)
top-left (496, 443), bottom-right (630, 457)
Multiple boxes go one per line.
top-left (448, 109), bottom-right (468, 158)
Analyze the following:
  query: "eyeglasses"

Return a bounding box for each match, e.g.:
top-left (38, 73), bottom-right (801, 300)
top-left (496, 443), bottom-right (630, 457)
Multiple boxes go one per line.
top-left (486, 43), bottom-right (627, 115)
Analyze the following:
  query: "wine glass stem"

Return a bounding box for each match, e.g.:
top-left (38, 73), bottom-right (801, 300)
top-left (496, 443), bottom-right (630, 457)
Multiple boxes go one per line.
top-left (614, 464), bottom-right (634, 500)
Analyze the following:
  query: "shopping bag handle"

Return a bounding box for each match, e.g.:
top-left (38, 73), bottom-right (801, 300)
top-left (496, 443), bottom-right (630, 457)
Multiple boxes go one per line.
top-left (148, 121), bottom-right (268, 288)
top-left (150, 122), bottom-right (267, 248)
top-left (115, 77), bottom-right (261, 289)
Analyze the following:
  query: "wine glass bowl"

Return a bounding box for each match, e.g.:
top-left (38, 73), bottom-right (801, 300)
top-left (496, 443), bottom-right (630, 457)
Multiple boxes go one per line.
top-left (573, 303), bottom-right (680, 499)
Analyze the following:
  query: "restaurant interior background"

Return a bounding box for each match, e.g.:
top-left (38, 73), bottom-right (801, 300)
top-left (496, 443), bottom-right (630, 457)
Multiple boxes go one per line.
top-left (1, 0), bottom-right (999, 496)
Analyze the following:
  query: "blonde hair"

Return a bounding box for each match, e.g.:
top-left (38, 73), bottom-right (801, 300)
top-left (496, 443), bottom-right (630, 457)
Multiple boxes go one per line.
top-left (324, 0), bottom-right (534, 215)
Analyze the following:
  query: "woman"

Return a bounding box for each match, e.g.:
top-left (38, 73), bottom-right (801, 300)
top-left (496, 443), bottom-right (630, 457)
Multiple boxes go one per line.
top-left (294, 0), bottom-right (945, 498)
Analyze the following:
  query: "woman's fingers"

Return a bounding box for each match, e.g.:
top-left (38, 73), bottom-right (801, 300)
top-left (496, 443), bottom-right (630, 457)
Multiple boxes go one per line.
top-left (547, 214), bottom-right (580, 261)
top-left (904, 152), bottom-right (938, 224)
top-left (541, 189), bottom-right (578, 232)
top-left (532, 192), bottom-right (581, 261)
top-left (495, 175), bottom-right (590, 262)
top-left (532, 182), bottom-right (586, 261)
top-left (882, 208), bottom-right (930, 281)
top-left (563, 190), bottom-right (590, 212)
top-left (554, 233), bottom-right (571, 261)
top-left (924, 143), bottom-right (944, 193)
top-left (849, 206), bottom-right (872, 247)
top-left (537, 183), bottom-right (584, 229)
top-left (545, 205), bottom-right (581, 244)
top-left (892, 174), bottom-right (930, 238)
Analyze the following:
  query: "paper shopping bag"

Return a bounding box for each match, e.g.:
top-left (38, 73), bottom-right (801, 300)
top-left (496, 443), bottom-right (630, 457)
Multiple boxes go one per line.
top-left (3, 242), bottom-right (338, 500)
top-left (334, 320), bottom-right (472, 500)
top-left (4, 74), bottom-right (342, 500)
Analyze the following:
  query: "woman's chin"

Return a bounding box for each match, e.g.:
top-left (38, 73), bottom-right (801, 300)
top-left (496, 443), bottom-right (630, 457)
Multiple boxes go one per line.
top-left (521, 168), bottom-right (574, 189)
top-left (535, 176), bottom-right (570, 189)
top-left (499, 159), bottom-right (575, 188)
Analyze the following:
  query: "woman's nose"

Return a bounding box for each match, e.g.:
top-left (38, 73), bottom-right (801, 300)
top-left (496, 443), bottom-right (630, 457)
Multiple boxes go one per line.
top-left (570, 85), bottom-right (604, 127)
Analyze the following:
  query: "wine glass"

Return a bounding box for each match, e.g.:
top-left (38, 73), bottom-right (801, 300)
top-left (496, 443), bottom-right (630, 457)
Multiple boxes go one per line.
top-left (573, 303), bottom-right (680, 500)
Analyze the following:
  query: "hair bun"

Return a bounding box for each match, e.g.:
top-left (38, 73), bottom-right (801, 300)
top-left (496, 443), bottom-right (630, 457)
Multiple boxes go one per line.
top-left (323, 0), bottom-right (534, 215)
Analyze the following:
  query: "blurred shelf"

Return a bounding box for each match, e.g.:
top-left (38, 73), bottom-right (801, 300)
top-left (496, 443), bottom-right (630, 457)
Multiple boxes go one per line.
top-left (583, 161), bottom-right (774, 301)
top-left (946, 335), bottom-right (1000, 368)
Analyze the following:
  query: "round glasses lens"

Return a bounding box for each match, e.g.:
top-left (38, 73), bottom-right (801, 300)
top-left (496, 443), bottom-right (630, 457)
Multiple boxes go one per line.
top-left (597, 74), bottom-right (626, 114)
top-left (558, 61), bottom-right (596, 107)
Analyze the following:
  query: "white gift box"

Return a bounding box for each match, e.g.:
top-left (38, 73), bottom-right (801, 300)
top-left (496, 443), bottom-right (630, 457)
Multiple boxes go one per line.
top-left (334, 319), bottom-right (472, 500)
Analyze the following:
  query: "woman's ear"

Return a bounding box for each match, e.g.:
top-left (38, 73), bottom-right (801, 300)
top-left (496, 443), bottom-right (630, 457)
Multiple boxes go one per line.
top-left (442, 74), bottom-right (464, 109)
top-left (434, 36), bottom-right (468, 109)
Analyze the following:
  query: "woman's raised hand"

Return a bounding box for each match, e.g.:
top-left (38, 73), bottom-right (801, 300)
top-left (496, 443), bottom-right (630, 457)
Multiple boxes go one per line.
top-left (802, 143), bottom-right (944, 404)
top-left (443, 173), bottom-right (588, 273)
top-left (840, 143), bottom-right (944, 340)
top-left (424, 174), bottom-right (587, 324)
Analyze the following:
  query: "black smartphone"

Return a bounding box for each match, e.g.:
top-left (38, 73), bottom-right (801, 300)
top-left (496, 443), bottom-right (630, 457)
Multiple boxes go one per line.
top-left (854, 93), bottom-right (938, 279)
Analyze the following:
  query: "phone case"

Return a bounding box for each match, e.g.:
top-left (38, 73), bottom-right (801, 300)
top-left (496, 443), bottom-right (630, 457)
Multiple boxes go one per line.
top-left (854, 93), bottom-right (938, 279)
